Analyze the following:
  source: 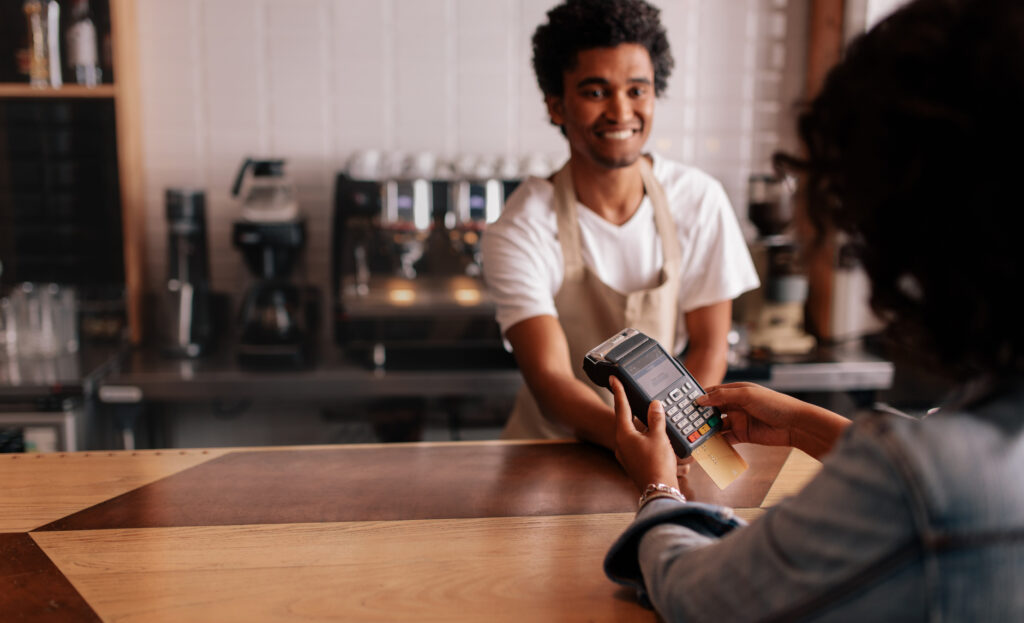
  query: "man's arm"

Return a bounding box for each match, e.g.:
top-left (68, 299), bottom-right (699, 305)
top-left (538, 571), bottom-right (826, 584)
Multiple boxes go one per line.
top-left (505, 315), bottom-right (617, 450)
top-left (681, 299), bottom-right (731, 387)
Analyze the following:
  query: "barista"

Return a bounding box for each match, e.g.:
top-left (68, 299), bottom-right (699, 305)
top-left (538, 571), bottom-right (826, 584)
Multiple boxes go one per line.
top-left (481, 0), bottom-right (759, 450)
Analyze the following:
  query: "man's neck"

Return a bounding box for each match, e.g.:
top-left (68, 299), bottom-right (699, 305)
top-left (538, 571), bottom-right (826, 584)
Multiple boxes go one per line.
top-left (568, 155), bottom-right (647, 226)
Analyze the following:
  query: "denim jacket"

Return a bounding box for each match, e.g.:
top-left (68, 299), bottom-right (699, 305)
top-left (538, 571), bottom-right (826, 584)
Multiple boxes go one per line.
top-left (605, 381), bottom-right (1024, 622)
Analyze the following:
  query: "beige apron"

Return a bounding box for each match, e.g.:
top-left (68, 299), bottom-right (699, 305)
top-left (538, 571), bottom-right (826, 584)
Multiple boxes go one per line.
top-left (503, 156), bottom-right (683, 439)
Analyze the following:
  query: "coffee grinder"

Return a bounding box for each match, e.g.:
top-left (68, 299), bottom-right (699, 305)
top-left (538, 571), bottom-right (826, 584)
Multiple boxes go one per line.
top-left (161, 188), bottom-right (212, 357)
top-left (744, 173), bottom-right (816, 358)
top-left (231, 157), bottom-right (316, 369)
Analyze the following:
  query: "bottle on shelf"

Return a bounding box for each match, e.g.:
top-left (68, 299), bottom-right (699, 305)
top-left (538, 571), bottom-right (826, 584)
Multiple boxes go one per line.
top-left (66, 0), bottom-right (102, 87)
top-left (22, 0), bottom-right (62, 88)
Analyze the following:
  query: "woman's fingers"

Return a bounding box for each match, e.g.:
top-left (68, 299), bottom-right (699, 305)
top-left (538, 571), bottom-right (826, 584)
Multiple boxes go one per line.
top-left (702, 382), bottom-right (758, 393)
top-left (696, 385), bottom-right (757, 413)
top-left (676, 460), bottom-right (691, 478)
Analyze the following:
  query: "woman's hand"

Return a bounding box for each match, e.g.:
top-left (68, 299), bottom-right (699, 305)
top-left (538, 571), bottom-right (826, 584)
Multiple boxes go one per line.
top-left (610, 376), bottom-right (681, 493)
top-left (696, 382), bottom-right (850, 460)
top-left (696, 382), bottom-right (795, 447)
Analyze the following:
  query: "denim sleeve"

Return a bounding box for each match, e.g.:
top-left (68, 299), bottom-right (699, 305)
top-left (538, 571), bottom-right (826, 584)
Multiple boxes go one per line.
top-left (625, 422), bottom-right (917, 622)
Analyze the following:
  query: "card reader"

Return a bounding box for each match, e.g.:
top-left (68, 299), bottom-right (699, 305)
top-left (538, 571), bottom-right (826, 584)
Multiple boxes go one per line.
top-left (583, 328), bottom-right (723, 458)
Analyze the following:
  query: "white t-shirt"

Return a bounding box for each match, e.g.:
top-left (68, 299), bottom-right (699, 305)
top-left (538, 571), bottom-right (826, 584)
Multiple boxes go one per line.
top-left (481, 153), bottom-right (760, 353)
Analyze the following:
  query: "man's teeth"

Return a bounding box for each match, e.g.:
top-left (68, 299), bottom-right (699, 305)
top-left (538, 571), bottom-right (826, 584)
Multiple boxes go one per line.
top-left (602, 130), bottom-right (633, 140)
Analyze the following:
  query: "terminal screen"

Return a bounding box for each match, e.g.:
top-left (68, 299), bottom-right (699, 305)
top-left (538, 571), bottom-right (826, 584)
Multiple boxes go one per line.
top-left (635, 356), bottom-right (679, 397)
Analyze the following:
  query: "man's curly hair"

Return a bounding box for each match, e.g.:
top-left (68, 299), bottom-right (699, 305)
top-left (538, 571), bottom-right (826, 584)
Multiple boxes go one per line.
top-left (776, 0), bottom-right (1024, 382)
top-left (532, 0), bottom-right (673, 98)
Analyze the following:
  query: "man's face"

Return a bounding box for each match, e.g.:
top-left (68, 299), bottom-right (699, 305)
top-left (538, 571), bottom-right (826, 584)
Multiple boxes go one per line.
top-left (546, 43), bottom-right (656, 170)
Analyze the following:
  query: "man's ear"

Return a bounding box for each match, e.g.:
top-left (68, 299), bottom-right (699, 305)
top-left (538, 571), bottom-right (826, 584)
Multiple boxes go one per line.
top-left (545, 95), bottom-right (565, 126)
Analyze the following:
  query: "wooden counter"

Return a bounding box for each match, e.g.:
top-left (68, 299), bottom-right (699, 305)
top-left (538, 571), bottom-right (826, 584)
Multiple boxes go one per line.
top-left (1, 440), bottom-right (821, 621)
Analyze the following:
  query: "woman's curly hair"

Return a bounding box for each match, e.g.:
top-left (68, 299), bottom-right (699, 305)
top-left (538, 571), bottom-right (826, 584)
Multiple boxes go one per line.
top-left (532, 0), bottom-right (673, 98)
top-left (776, 0), bottom-right (1024, 381)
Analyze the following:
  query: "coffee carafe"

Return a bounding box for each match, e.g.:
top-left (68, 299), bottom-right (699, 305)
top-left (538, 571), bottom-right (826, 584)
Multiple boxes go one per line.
top-left (231, 157), bottom-right (316, 369)
top-left (232, 157), bottom-right (299, 222)
top-left (161, 189), bottom-right (212, 358)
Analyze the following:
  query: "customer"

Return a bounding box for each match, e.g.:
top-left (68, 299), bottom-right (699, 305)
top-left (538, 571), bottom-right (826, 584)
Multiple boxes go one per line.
top-left (605, 0), bottom-right (1024, 619)
top-left (482, 0), bottom-right (758, 448)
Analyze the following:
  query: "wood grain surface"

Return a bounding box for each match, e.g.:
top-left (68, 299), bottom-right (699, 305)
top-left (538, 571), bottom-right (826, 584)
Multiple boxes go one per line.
top-left (0, 533), bottom-right (100, 621)
top-left (760, 448), bottom-right (821, 508)
top-left (34, 515), bottom-right (656, 623)
top-left (37, 442), bottom-right (791, 531)
top-left (37, 443), bottom-right (635, 530)
top-left (0, 449), bottom-right (228, 532)
top-left (2, 441), bottom-right (819, 622)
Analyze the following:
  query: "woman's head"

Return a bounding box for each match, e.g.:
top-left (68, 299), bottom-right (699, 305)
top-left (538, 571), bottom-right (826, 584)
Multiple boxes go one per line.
top-left (779, 0), bottom-right (1024, 380)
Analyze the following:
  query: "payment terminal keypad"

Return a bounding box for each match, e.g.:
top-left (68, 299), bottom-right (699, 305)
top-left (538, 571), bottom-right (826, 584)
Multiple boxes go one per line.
top-left (657, 380), bottom-right (722, 445)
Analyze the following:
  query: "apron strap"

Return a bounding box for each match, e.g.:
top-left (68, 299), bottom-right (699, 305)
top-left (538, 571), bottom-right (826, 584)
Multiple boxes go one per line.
top-left (552, 164), bottom-right (585, 280)
top-left (637, 157), bottom-right (681, 279)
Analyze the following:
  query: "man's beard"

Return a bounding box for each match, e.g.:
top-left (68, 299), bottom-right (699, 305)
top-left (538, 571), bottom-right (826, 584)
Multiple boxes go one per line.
top-left (592, 150), bottom-right (641, 169)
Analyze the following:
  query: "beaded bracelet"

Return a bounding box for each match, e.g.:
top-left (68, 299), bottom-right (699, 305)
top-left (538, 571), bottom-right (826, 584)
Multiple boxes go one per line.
top-left (638, 483), bottom-right (687, 509)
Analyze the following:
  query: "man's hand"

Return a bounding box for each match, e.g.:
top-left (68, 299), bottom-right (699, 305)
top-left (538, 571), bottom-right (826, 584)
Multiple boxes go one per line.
top-left (610, 376), bottom-right (679, 492)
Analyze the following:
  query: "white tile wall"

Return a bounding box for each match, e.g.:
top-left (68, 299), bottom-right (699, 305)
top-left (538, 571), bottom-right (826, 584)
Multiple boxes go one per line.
top-left (136, 0), bottom-right (807, 307)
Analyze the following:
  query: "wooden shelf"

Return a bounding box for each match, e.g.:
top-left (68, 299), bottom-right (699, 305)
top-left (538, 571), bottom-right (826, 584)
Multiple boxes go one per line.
top-left (0, 83), bottom-right (116, 98)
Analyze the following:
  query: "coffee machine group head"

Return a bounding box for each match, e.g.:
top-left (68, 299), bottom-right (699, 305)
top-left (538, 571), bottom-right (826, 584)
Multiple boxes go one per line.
top-left (745, 173), bottom-right (816, 358)
top-left (231, 157), bottom-right (317, 369)
top-left (161, 188), bottom-right (212, 358)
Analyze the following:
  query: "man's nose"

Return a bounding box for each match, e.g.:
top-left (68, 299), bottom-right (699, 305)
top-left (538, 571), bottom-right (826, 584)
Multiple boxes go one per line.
top-left (604, 92), bottom-right (634, 123)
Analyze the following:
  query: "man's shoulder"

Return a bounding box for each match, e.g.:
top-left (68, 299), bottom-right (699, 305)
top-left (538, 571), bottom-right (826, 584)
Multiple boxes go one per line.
top-left (489, 176), bottom-right (558, 234)
top-left (649, 154), bottom-right (731, 221)
top-left (651, 154), bottom-right (726, 198)
top-left (483, 176), bottom-right (559, 256)
top-left (501, 176), bottom-right (555, 216)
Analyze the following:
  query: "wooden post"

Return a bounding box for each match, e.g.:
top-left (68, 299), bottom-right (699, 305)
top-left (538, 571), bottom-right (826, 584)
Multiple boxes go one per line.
top-left (109, 0), bottom-right (147, 344)
top-left (801, 0), bottom-right (845, 341)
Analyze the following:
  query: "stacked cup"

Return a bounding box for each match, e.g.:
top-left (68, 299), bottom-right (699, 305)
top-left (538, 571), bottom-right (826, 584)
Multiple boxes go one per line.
top-left (0, 282), bottom-right (79, 358)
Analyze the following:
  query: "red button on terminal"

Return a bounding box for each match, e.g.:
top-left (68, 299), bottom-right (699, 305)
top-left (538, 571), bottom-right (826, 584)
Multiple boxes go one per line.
top-left (687, 431), bottom-right (701, 443)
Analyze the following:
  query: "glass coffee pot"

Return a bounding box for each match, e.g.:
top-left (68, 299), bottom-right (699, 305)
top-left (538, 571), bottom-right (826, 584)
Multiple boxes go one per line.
top-left (231, 158), bottom-right (300, 222)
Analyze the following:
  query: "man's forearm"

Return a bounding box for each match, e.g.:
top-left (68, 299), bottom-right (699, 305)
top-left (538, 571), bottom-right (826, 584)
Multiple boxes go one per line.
top-left (530, 373), bottom-right (617, 450)
top-left (683, 343), bottom-right (728, 387)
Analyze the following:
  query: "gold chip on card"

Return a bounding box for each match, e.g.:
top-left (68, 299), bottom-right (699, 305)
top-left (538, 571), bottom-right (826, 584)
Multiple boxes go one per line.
top-left (692, 432), bottom-right (749, 489)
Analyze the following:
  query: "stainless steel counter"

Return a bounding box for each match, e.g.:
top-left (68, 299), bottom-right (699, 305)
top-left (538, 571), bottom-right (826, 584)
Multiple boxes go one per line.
top-left (0, 343), bottom-right (124, 451)
top-left (0, 343), bottom-right (123, 401)
top-left (97, 342), bottom-right (894, 405)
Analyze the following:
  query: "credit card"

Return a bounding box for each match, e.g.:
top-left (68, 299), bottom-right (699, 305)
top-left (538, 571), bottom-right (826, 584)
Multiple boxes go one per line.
top-left (692, 432), bottom-right (748, 489)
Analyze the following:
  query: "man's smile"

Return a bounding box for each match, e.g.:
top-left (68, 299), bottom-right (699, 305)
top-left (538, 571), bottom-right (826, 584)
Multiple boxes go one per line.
top-left (596, 128), bottom-right (641, 140)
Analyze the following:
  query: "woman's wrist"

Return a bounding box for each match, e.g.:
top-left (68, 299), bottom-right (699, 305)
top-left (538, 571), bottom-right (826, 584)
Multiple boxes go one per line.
top-left (638, 483), bottom-right (687, 509)
top-left (791, 405), bottom-right (851, 459)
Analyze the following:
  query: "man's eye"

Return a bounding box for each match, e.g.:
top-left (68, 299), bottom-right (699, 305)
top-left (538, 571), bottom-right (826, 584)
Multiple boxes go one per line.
top-left (582, 89), bottom-right (606, 98)
top-left (629, 87), bottom-right (648, 97)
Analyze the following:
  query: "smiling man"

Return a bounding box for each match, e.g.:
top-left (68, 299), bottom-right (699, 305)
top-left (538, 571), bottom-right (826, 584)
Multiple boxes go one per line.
top-left (482, 0), bottom-right (759, 449)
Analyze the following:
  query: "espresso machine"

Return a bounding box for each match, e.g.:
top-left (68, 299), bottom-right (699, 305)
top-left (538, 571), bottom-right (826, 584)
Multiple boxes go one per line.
top-left (744, 173), bottom-right (816, 358)
top-left (447, 156), bottom-right (511, 274)
top-left (160, 188), bottom-right (212, 358)
top-left (332, 153), bottom-right (516, 369)
top-left (231, 157), bottom-right (317, 369)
